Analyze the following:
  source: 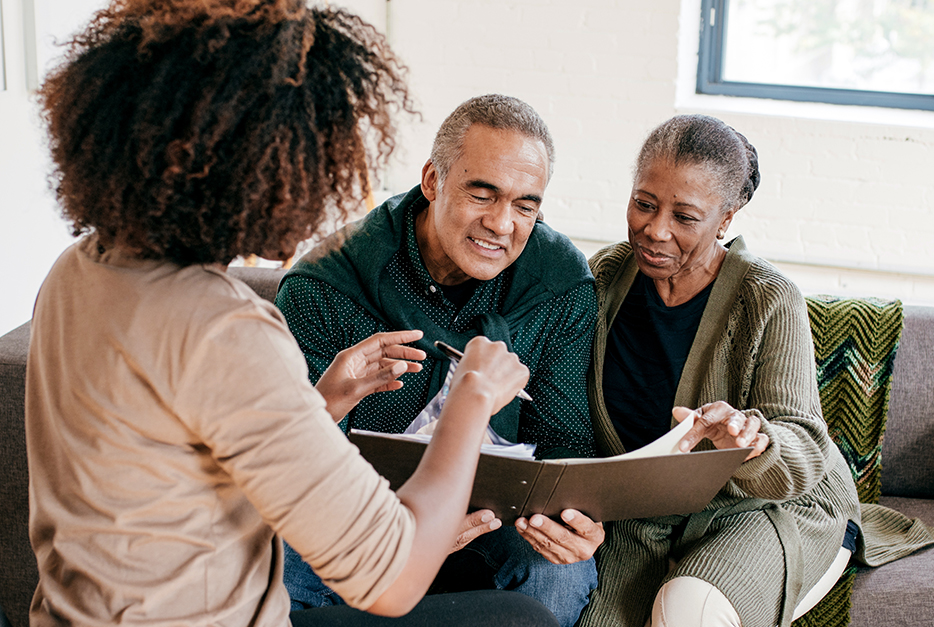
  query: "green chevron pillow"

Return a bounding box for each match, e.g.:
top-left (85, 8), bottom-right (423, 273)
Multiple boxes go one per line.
top-left (791, 295), bottom-right (903, 627)
top-left (805, 295), bottom-right (903, 505)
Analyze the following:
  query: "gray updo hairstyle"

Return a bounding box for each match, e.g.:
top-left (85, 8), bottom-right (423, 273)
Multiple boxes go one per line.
top-left (635, 114), bottom-right (760, 212)
top-left (430, 94), bottom-right (555, 187)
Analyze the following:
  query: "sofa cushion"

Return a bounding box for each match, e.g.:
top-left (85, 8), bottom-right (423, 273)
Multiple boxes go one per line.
top-left (227, 266), bottom-right (287, 304)
top-left (849, 496), bottom-right (934, 627)
top-left (882, 305), bottom-right (934, 499)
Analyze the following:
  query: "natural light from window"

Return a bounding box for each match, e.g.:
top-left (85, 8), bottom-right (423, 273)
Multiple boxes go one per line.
top-left (721, 0), bottom-right (934, 96)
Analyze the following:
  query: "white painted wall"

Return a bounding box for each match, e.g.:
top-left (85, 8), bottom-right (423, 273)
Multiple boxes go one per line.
top-left (0, 0), bottom-right (82, 337)
top-left (359, 0), bottom-right (934, 305)
top-left (2, 0), bottom-right (933, 336)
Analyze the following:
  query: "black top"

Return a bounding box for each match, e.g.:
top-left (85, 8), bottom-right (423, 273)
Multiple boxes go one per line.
top-left (603, 272), bottom-right (713, 452)
top-left (440, 278), bottom-right (480, 310)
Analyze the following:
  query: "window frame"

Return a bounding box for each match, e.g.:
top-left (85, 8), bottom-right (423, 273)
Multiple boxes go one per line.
top-left (696, 0), bottom-right (934, 112)
top-left (1, 1), bottom-right (7, 91)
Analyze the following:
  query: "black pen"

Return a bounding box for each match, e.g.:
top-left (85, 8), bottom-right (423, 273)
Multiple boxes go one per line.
top-left (434, 340), bottom-right (534, 402)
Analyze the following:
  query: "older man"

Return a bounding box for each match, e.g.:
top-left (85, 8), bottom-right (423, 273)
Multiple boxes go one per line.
top-left (276, 94), bottom-right (601, 626)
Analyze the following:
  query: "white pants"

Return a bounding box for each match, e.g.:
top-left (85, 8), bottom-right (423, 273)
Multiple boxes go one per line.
top-left (649, 547), bottom-right (852, 627)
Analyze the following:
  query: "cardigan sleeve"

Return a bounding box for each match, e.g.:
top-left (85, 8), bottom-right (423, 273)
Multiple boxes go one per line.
top-left (727, 274), bottom-right (834, 501)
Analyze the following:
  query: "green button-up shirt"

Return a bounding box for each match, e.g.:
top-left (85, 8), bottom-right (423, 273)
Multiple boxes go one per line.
top-left (277, 188), bottom-right (597, 459)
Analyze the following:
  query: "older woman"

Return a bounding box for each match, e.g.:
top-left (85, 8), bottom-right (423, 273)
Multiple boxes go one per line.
top-left (576, 115), bottom-right (862, 627)
top-left (25, 2), bottom-right (558, 626)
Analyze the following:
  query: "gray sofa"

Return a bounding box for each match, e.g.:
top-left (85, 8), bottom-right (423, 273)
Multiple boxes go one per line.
top-left (1, 266), bottom-right (932, 627)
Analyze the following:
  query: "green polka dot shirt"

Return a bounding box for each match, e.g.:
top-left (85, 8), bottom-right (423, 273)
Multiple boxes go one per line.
top-left (277, 194), bottom-right (597, 460)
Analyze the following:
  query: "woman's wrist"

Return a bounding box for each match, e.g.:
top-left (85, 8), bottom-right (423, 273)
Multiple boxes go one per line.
top-left (446, 370), bottom-right (498, 416)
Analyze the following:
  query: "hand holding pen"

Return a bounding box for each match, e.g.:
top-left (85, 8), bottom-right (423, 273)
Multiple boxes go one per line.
top-left (435, 340), bottom-right (534, 402)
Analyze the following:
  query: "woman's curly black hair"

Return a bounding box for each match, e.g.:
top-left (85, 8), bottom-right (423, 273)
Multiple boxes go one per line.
top-left (39, 0), bottom-right (416, 265)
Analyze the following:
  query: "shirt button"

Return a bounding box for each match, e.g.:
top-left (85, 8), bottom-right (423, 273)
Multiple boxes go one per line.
top-left (429, 285), bottom-right (437, 293)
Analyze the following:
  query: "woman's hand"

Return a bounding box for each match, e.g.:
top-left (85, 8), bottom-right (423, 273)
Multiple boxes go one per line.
top-left (370, 337), bottom-right (528, 615)
top-left (450, 337), bottom-right (530, 416)
top-left (674, 403), bottom-right (770, 461)
top-left (316, 330), bottom-right (426, 422)
top-left (515, 509), bottom-right (605, 564)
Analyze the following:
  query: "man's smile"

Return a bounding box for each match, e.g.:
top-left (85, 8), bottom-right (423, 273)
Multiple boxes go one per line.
top-left (468, 236), bottom-right (505, 252)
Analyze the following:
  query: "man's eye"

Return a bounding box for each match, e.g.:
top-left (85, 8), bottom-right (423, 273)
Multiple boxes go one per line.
top-left (636, 200), bottom-right (653, 210)
top-left (676, 214), bottom-right (697, 223)
top-left (471, 194), bottom-right (491, 202)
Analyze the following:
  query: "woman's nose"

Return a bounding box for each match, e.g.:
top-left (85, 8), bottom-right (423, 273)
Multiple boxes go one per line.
top-left (643, 214), bottom-right (670, 241)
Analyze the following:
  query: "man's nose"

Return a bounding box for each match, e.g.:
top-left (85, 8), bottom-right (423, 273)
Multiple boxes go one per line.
top-left (482, 201), bottom-right (514, 235)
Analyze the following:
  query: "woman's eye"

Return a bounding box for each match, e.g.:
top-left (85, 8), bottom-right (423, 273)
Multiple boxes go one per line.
top-left (636, 200), bottom-right (653, 210)
top-left (676, 214), bottom-right (697, 223)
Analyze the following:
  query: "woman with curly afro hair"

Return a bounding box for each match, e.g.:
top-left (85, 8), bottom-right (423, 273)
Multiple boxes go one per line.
top-left (26, 2), bottom-right (558, 626)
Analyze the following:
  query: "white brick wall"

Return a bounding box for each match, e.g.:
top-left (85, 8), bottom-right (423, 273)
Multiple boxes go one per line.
top-left (342, 0), bottom-right (934, 305)
top-left (3, 0), bottom-right (933, 335)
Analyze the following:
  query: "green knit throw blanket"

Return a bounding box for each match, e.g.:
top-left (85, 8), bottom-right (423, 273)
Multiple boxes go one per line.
top-left (791, 295), bottom-right (903, 627)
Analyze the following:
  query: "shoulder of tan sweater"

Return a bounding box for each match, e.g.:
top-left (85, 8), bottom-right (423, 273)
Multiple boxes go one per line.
top-left (162, 265), bottom-right (283, 330)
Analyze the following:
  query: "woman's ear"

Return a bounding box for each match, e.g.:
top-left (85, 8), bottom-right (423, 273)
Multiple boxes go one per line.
top-left (719, 207), bottom-right (737, 237)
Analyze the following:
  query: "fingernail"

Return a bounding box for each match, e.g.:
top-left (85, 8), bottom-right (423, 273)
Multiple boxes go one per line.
top-left (481, 512), bottom-right (494, 523)
top-left (530, 516), bottom-right (543, 528)
top-left (679, 441), bottom-right (689, 452)
top-left (516, 519), bottom-right (527, 531)
top-left (490, 519), bottom-right (502, 530)
top-left (562, 511), bottom-right (575, 522)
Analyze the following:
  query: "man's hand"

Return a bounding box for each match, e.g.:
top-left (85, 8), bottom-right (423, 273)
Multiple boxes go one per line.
top-left (515, 509), bottom-right (604, 564)
top-left (450, 510), bottom-right (502, 553)
top-left (316, 330), bottom-right (426, 422)
top-left (674, 403), bottom-right (770, 461)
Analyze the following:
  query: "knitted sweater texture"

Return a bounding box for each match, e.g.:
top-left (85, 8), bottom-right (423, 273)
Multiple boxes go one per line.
top-left (579, 238), bottom-right (860, 627)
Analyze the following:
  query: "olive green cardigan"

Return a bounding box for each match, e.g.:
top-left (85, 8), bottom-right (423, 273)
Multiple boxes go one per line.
top-left (579, 238), bottom-right (862, 627)
top-left (580, 238), bottom-right (934, 627)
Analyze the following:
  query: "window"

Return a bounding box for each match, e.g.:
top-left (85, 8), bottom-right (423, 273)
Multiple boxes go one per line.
top-left (697, 0), bottom-right (934, 111)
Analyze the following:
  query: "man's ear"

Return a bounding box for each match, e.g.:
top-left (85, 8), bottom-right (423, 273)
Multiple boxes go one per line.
top-left (421, 159), bottom-right (438, 202)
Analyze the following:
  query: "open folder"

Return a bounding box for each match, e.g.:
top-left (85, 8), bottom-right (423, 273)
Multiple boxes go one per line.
top-left (349, 416), bottom-right (752, 525)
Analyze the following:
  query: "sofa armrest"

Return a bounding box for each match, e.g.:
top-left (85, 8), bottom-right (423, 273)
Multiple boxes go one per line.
top-left (883, 305), bottom-right (934, 498)
top-left (0, 322), bottom-right (38, 627)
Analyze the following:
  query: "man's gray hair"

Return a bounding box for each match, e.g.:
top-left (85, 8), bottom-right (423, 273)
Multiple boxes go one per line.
top-left (430, 94), bottom-right (555, 186)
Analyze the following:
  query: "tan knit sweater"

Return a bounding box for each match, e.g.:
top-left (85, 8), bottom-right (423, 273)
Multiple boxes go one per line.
top-left (26, 237), bottom-right (416, 626)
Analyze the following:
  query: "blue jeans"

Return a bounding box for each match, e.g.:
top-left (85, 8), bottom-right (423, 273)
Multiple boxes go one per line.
top-left (283, 527), bottom-right (597, 627)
